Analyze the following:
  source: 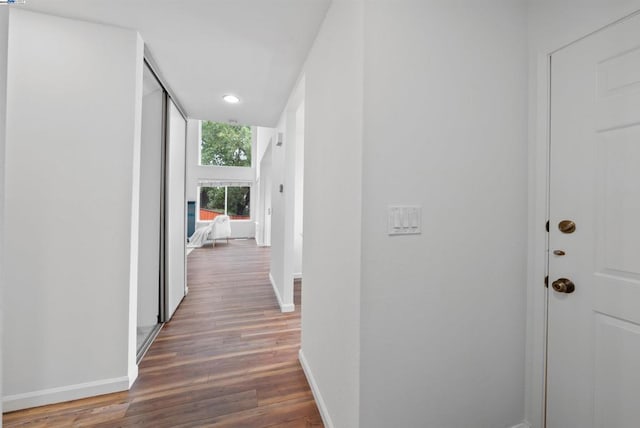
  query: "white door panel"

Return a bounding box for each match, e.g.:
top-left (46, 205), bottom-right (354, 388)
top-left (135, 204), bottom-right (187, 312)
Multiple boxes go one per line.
top-left (138, 65), bottom-right (163, 330)
top-left (166, 99), bottom-right (187, 319)
top-left (548, 12), bottom-right (640, 428)
top-left (594, 315), bottom-right (640, 427)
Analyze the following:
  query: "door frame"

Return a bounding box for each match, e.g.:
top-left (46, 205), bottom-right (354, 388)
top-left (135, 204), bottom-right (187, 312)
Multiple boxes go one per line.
top-left (143, 49), bottom-right (189, 321)
top-left (527, 8), bottom-right (640, 428)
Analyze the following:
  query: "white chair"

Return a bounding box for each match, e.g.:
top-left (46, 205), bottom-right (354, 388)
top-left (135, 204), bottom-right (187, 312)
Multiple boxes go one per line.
top-left (208, 215), bottom-right (231, 244)
top-left (187, 215), bottom-right (232, 248)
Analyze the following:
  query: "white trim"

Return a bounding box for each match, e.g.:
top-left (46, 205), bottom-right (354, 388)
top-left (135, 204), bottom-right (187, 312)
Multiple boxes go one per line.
top-left (128, 364), bottom-right (139, 388)
top-left (269, 272), bottom-right (294, 312)
top-left (526, 49), bottom-right (551, 428)
top-left (3, 376), bottom-right (131, 412)
top-left (550, 8), bottom-right (640, 55)
top-left (293, 272), bottom-right (302, 280)
top-left (298, 349), bottom-right (334, 428)
top-left (128, 32), bottom-right (144, 403)
top-left (510, 422), bottom-right (532, 428)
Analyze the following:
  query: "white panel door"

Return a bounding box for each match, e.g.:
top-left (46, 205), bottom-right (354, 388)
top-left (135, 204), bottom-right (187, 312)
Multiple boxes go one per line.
top-left (166, 98), bottom-right (187, 319)
top-left (548, 12), bottom-right (640, 428)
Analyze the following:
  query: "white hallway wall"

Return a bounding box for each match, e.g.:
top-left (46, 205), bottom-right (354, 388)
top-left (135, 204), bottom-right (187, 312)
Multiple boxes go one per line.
top-left (2, 10), bottom-right (143, 410)
top-left (269, 116), bottom-right (284, 306)
top-left (525, 1), bottom-right (640, 427)
top-left (269, 103), bottom-right (291, 311)
top-left (293, 104), bottom-right (304, 278)
top-left (295, 0), bottom-right (528, 427)
top-left (185, 119), bottom-right (200, 203)
top-left (258, 157), bottom-right (273, 247)
top-left (255, 126), bottom-right (275, 247)
top-left (359, 1), bottom-right (528, 427)
top-left (255, 127), bottom-right (274, 175)
top-left (0, 6), bottom-right (8, 423)
top-left (270, 77), bottom-right (305, 313)
top-left (299, 1), bottom-right (363, 427)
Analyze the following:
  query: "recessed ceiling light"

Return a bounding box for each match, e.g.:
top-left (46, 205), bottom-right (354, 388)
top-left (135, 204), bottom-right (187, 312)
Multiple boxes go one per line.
top-left (223, 94), bottom-right (240, 104)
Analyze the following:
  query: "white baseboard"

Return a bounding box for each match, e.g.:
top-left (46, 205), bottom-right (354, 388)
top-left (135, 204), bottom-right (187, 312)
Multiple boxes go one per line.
top-left (3, 375), bottom-right (131, 412)
top-left (510, 422), bottom-right (532, 428)
top-left (299, 349), bottom-right (334, 428)
top-left (269, 272), bottom-right (295, 312)
top-left (128, 363), bottom-right (139, 388)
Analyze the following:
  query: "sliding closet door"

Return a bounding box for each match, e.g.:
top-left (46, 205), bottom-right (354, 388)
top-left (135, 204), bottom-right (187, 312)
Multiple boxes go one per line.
top-left (165, 98), bottom-right (187, 319)
top-left (137, 63), bottom-right (163, 348)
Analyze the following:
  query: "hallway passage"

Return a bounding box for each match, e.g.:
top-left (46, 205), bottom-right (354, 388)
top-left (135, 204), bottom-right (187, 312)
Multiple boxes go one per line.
top-left (3, 239), bottom-right (323, 427)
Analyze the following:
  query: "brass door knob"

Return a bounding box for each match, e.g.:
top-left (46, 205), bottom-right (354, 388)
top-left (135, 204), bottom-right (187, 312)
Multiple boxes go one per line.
top-left (552, 278), bottom-right (575, 294)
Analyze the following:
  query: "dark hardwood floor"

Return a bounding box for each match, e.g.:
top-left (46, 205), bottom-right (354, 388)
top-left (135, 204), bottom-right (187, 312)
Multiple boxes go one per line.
top-left (3, 239), bottom-right (322, 427)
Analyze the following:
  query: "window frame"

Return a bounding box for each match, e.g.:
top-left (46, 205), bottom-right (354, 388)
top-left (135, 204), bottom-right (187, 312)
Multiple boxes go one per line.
top-left (197, 185), bottom-right (252, 222)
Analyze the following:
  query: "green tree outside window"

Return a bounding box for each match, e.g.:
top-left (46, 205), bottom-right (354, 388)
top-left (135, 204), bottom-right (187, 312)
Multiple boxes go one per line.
top-left (200, 121), bottom-right (252, 167)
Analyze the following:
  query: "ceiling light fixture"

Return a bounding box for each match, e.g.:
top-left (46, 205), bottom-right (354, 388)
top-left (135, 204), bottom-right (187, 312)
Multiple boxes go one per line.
top-left (223, 94), bottom-right (240, 104)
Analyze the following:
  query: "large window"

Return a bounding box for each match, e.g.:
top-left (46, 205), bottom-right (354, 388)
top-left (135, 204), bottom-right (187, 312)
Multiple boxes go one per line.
top-left (199, 186), bottom-right (251, 220)
top-left (200, 121), bottom-right (252, 167)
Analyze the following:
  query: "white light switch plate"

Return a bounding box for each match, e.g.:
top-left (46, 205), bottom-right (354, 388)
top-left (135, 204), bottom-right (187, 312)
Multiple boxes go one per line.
top-left (388, 206), bottom-right (421, 235)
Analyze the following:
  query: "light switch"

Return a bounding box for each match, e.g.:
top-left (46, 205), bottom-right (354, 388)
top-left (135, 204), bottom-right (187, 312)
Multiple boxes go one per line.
top-left (388, 206), bottom-right (421, 235)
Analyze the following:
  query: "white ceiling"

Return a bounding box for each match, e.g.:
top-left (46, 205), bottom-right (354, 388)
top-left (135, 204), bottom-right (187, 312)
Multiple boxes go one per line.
top-left (21, 0), bottom-right (331, 127)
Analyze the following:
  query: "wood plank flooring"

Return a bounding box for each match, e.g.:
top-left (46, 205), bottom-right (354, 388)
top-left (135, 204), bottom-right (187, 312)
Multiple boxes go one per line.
top-left (3, 239), bottom-right (322, 427)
